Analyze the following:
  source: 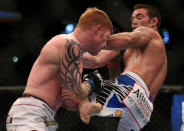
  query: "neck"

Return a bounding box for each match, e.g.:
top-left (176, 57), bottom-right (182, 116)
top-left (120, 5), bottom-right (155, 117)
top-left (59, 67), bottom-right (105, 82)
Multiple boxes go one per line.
top-left (151, 25), bottom-right (159, 32)
top-left (153, 27), bottom-right (158, 32)
top-left (72, 28), bottom-right (92, 53)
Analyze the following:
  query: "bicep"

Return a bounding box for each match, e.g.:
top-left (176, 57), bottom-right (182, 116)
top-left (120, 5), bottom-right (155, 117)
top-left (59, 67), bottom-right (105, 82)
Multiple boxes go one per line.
top-left (107, 27), bottom-right (153, 49)
top-left (106, 33), bottom-right (131, 50)
top-left (82, 52), bottom-right (97, 68)
top-left (130, 27), bottom-right (153, 47)
top-left (60, 40), bottom-right (84, 96)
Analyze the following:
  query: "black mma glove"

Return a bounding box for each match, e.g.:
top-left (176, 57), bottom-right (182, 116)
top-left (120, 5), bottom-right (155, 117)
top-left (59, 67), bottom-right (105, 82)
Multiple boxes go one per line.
top-left (83, 70), bottom-right (104, 93)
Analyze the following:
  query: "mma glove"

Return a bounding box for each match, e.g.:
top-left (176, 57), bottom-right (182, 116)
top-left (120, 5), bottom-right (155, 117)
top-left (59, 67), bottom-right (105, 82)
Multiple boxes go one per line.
top-left (83, 70), bottom-right (104, 93)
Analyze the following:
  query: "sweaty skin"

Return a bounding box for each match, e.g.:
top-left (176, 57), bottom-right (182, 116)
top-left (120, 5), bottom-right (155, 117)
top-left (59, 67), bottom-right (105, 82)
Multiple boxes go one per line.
top-left (23, 24), bottom-right (110, 123)
top-left (24, 35), bottom-right (84, 112)
top-left (83, 8), bottom-right (167, 100)
top-left (84, 26), bottom-right (167, 100)
top-left (112, 27), bottom-right (167, 99)
top-left (7, 7), bottom-right (113, 127)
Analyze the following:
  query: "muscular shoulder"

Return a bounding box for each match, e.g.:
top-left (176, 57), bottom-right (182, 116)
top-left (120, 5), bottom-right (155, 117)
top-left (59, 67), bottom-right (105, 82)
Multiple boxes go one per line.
top-left (62, 39), bottom-right (83, 64)
top-left (133, 26), bottom-right (163, 47)
top-left (38, 35), bottom-right (64, 65)
top-left (137, 27), bottom-right (164, 47)
top-left (46, 34), bottom-right (67, 49)
top-left (135, 26), bottom-right (160, 38)
top-left (40, 34), bottom-right (83, 65)
top-left (52, 34), bottom-right (82, 54)
top-left (134, 26), bottom-right (153, 36)
top-left (54, 34), bottom-right (83, 63)
top-left (137, 27), bottom-right (165, 54)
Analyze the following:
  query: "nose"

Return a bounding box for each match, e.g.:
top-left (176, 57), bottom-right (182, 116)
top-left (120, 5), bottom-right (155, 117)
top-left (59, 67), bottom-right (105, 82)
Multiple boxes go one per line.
top-left (132, 19), bottom-right (138, 26)
top-left (132, 19), bottom-right (138, 29)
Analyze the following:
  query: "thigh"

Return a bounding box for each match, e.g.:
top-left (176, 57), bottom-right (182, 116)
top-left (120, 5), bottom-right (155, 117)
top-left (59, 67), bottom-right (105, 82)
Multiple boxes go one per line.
top-left (117, 112), bottom-right (139, 131)
top-left (6, 99), bottom-right (58, 131)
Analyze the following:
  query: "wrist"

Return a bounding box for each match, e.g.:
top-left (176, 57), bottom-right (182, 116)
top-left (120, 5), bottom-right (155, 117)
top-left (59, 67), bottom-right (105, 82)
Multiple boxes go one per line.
top-left (84, 78), bottom-right (95, 92)
top-left (81, 81), bottom-right (92, 97)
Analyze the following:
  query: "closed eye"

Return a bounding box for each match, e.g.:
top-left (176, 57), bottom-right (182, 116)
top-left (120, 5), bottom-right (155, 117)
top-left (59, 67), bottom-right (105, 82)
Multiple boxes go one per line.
top-left (136, 14), bottom-right (144, 20)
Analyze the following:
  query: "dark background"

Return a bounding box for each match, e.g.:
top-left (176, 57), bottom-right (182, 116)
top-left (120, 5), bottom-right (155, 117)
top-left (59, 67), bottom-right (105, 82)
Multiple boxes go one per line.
top-left (0, 0), bottom-right (184, 86)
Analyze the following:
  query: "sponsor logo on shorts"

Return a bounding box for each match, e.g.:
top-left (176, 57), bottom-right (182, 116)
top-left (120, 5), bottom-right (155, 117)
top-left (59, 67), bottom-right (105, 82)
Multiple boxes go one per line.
top-left (133, 89), bottom-right (152, 117)
top-left (34, 116), bottom-right (45, 124)
top-left (45, 120), bottom-right (57, 126)
top-left (6, 115), bottom-right (12, 124)
top-left (34, 116), bottom-right (56, 127)
top-left (122, 83), bottom-right (153, 128)
top-left (127, 96), bottom-right (145, 119)
top-left (115, 110), bottom-right (122, 117)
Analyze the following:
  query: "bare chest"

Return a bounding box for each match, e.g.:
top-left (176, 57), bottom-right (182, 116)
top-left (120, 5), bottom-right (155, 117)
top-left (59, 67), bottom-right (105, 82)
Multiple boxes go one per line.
top-left (124, 49), bottom-right (142, 66)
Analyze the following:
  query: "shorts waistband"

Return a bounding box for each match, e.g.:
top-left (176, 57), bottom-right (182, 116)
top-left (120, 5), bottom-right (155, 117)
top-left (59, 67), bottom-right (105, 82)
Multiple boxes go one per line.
top-left (22, 94), bottom-right (55, 114)
top-left (122, 72), bottom-right (147, 89)
top-left (120, 72), bottom-right (153, 102)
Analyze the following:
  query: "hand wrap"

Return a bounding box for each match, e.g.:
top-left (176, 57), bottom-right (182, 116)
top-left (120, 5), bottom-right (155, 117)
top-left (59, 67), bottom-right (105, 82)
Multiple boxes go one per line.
top-left (83, 70), bottom-right (104, 93)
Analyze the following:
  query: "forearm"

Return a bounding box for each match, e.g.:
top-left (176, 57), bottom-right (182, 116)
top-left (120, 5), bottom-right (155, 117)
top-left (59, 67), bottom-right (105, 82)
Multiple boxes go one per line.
top-left (81, 81), bottom-right (91, 98)
top-left (106, 32), bottom-right (131, 50)
top-left (83, 50), bottom-right (120, 69)
top-left (107, 27), bottom-right (153, 49)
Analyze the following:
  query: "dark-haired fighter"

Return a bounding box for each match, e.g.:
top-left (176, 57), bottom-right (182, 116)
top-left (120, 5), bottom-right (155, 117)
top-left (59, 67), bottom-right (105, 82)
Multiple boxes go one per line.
top-left (83, 4), bottom-right (167, 131)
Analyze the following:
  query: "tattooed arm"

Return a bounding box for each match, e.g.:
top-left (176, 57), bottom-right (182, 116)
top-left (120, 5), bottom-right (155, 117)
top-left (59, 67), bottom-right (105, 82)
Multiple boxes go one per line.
top-left (60, 39), bottom-right (83, 95)
top-left (59, 39), bottom-right (102, 123)
top-left (59, 39), bottom-right (89, 110)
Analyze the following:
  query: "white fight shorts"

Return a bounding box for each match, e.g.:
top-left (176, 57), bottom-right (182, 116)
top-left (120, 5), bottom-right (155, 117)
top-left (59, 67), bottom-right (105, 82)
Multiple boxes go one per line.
top-left (6, 95), bottom-right (58, 131)
top-left (90, 72), bottom-right (153, 131)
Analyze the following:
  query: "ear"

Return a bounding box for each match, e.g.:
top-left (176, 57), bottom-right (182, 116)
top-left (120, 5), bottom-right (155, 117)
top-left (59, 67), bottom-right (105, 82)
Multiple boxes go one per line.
top-left (96, 24), bottom-right (102, 32)
top-left (151, 17), bottom-right (158, 28)
top-left (94, 24), bottom-right (102, 36)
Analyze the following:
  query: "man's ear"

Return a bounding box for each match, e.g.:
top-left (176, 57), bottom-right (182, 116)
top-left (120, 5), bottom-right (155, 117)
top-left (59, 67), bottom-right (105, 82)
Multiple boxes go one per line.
top-left (95, 24), bottom-right (102, 35)
top-left (96, 24), bottom-right (102, 31)
top-left (151, 17), bottom-right (158, 28)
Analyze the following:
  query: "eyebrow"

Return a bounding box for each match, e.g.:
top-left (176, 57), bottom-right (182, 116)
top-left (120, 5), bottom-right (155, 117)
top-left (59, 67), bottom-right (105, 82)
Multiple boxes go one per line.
top-left (131, 13), bottom-right (144, 20)
top-left (136, 13), bottom-right (144, 17)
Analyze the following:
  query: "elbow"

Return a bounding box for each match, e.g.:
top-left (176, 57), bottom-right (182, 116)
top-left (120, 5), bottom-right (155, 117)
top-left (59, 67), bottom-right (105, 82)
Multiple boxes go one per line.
top-left (111, 33), bottom-right (133, 49)
top-left (89, 62), bottom-right (106, 69)
top-left (84, 61), bottom-right (106, 69)
top-left (126, 34), bottom-right (135, 45)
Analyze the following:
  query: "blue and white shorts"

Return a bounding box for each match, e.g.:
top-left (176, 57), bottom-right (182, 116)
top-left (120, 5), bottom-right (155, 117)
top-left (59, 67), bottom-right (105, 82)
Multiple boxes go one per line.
top-left (90, 72), bottom-right (153, 131)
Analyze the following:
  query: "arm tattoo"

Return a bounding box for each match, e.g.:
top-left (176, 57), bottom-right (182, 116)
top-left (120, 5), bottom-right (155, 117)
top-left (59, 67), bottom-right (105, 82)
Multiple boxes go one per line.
top-left (60, 39), bottom-right (83, 97)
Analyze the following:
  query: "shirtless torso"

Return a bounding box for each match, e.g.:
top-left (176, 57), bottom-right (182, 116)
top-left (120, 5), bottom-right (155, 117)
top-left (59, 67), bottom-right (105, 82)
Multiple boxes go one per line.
top-left (82, 4), bottom-right (167, 131)
top-left (6, 8), bottom-right (113, 130)
top-left (122, 27), bottom-right (167, 99)
top-left (107, 27), bottom-right (167, 100)
top-left (24, 34), bottom-right (84, 112)
top-left (83, 26), bottom-right (167, 100)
